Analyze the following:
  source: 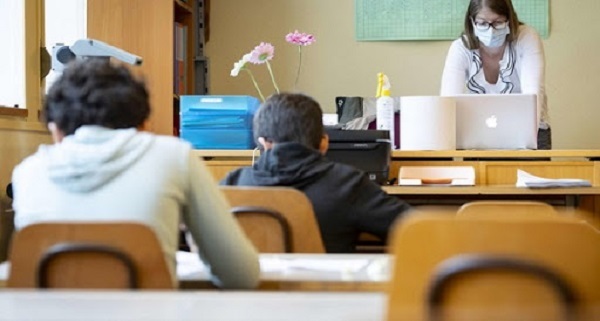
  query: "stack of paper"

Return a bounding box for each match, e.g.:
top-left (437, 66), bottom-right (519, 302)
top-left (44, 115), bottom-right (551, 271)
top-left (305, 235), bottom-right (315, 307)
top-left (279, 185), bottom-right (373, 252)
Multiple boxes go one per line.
top-left (516, 170), bottom-right (592, 188)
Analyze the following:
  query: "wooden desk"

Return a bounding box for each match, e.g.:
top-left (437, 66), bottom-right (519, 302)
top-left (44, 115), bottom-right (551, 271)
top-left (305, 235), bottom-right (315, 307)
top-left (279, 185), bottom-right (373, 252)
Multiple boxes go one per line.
top-left (384, 185), bottom-right (600, 196)
top-left (390, 149), bottom-right (600, 159)
top-left (178, 252), bottom-right (391, 291)
top-left (0, 253), bottom-right (391, 292)
top-left (194, 149), bottom-right (260, 181)
top-left (195, 149), bottom-right (600, 215)
top-left (388, 150), bottom-right (600, 186)
top-left (383, 185), bottom-right (600, 209)
top-left (194, 149), bottom-right (600, 186)
top-left (195, 149), bottom-right (600, 184)
top-left (2, 291), bottom-right (598, 321)
top-left (386, 151), bottom-right (600, 216)
top-left (0, 291), bottom-right (386, 321)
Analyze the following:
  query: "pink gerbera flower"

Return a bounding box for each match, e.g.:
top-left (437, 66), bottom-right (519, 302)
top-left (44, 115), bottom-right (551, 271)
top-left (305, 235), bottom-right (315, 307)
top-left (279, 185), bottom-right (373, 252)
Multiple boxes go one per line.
top-left (230, 31), bottom-right (317, 99)
top-left (247, 42), bottom-right (280, 94)
top-left (285, 30), bottom-right (316, 89)
top-left (285, 30), bottom-right (316, 46)
top-left (249, 42), bottom-right (275, 64)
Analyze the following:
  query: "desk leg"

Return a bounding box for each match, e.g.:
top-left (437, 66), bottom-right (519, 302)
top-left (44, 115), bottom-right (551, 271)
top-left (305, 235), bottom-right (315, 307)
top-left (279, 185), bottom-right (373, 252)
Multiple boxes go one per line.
top-left (565, 195), bottom-right (578, 210)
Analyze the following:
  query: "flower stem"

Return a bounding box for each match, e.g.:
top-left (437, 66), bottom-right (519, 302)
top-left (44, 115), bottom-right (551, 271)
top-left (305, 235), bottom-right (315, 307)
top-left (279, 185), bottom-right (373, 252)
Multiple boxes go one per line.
top-left (265, 60), bottom-right (280, 94)
top-left (244, 69), bottom-right (265, 102)
top-left (294, 46), bottom-right (302, 90)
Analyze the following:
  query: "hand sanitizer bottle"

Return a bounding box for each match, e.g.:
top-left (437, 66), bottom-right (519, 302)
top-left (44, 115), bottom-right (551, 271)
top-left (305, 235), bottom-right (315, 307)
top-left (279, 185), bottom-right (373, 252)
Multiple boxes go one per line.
top-left (376, 72), bottom-right (395, 149)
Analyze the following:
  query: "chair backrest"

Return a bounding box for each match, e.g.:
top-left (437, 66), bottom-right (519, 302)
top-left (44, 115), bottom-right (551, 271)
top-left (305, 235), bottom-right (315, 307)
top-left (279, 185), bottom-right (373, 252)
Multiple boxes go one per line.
top-left (457, 201), bottom-right (558, 219)
top-left (427, 255), bottom-right (578, 321)
top-left (386, 214), bottom-right (600, 321)
top-left (7, 222), bottom-right (175, 289)
top-left (230, 206), bottom-right (293, 253)
top-left (220, 186), bottom-right (325, 253)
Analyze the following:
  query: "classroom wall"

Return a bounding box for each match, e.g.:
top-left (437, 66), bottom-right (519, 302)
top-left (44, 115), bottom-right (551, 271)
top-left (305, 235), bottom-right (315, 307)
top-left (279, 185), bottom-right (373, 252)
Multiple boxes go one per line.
top-left (0, 0), bottom-right (84, 211)
top-left (0, 125), bottom-right (52, 211)
top-left (206, 0), bottom-right (600, 149)
top-left (0, 124), bottom-right (51, 261)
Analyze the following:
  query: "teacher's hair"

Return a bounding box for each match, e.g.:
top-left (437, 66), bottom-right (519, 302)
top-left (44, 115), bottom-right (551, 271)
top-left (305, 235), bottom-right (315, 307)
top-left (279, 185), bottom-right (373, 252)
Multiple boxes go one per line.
top-left (461, 0), bottom-right (523, 50)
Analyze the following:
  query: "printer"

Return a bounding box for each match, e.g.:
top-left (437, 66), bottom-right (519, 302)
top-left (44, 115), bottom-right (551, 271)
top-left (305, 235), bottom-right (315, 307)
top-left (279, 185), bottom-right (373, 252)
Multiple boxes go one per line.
top-left (325, 128), bottom-right (391, 185)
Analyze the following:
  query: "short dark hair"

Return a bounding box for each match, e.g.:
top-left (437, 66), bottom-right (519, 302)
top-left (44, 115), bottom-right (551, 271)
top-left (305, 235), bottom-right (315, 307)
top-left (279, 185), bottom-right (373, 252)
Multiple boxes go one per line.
top-left (43, 59), bottom-right (150, 136)
top-left (253, 93), bottom-right (323, 149)
top-left (462, 0), bottom-right (522, 50)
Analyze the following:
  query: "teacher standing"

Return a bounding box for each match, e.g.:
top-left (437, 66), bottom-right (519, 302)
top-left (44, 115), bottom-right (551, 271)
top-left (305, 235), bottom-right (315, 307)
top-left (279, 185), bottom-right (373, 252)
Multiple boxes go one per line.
top-left (440, 0), bottom-right (551, 149)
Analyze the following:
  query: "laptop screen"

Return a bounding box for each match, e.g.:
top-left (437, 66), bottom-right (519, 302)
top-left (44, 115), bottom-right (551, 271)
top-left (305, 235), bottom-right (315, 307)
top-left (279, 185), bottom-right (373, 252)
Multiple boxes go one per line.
top-left (452, 94), bottom-right (538, 150)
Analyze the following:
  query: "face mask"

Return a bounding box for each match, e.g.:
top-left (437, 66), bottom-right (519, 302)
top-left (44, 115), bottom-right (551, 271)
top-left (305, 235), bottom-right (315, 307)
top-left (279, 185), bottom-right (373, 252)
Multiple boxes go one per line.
top-left (473, 24), bottom-right (510, 48)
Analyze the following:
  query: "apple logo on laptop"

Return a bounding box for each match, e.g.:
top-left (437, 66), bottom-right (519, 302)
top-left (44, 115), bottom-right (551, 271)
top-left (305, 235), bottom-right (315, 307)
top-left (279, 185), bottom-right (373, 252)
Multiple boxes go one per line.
top-left (485, 115), bottom-right (498, 128)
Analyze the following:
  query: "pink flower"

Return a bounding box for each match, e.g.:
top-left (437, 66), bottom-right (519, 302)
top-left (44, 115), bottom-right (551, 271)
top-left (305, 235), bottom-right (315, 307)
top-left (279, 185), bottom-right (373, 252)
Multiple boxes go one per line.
top-left (285, 30), bottom-right (316, 46)
top-left (285, 30), bottom-right (315, 89)
top-left (249, 42), bottom-right (275, 64)
top-left (230, 31), bottom-right (317, 99)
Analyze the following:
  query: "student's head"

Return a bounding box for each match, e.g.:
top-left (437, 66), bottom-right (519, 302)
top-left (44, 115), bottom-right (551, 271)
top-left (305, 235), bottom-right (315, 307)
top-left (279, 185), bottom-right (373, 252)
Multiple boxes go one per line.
top-left (462, 0), bottom-right (521, 49)
top-left (253, 93), bottom-right (327, 153)
top-left (43, 59), bottom-right (150, 142)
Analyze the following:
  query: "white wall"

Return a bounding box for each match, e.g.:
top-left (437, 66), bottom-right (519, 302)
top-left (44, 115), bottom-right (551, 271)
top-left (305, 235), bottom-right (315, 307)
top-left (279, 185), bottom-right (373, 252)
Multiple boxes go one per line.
top-left (0, 0), bottom-right (25, 107)
top-left (0, 0), bottom-right (86, 108)
top-left (45, 0), bottom-right (87, 90)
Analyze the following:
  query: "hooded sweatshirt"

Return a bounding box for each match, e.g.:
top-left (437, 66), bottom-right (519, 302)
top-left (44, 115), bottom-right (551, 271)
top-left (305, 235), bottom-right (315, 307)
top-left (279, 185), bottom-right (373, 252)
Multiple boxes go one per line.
top-left (12, 126), bottom-right (259, 289)
top-left (221, 142), bottom-right (411, 253)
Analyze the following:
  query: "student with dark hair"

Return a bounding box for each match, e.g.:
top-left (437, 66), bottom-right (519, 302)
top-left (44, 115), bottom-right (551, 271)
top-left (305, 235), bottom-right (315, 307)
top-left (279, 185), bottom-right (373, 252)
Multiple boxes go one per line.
top-left (221, 93), bottom-right (412, 253)
top-left (11, 59), bottom-right (259, 289)
top-left (441, 0), bottom-right (551, 149)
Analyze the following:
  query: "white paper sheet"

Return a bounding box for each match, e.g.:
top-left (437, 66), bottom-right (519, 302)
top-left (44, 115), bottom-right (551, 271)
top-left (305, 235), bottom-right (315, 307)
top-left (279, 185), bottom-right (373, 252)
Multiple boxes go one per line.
top-left (516, 169), bottom-right (592, 188)
top-left (261, 257), bottom-right (371, 273)
top-left (175, 252), bottom-right (390, 282)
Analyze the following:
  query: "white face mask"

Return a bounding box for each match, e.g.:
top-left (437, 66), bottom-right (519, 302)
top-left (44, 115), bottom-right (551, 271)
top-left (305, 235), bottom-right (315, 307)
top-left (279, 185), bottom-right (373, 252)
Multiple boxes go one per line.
top-left (473, 24), bottom-right (510, 48)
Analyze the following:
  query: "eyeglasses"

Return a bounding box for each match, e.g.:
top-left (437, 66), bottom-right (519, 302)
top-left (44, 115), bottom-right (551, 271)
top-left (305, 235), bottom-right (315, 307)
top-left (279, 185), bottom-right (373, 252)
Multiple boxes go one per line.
top-left (472, 19), bottom-right (508, 31)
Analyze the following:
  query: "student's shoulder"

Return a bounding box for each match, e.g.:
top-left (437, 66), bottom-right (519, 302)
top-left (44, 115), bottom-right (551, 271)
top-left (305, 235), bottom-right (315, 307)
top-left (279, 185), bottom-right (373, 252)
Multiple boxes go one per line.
top-left (12, 145), bottom-right (51, 182)
top-left (14, 144), bottom-right (51, 170)
top-left (151, 134), bottom-right (192, 148)
top-left (143, 134), bottom-right (196, 159)
top-left (327, 161), bottom-right (372, 183)
top-left (328, 161), bottom-right (360, 174)
top-left (135, 134), bottom-right (197, 171)
top-left (219, 166), bottom-right (249, 185)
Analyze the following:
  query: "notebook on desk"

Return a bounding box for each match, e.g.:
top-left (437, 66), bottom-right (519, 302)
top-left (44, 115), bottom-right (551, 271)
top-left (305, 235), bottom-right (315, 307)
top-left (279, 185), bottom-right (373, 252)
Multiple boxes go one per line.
top-left (453, 93), bottom-right (538, 150)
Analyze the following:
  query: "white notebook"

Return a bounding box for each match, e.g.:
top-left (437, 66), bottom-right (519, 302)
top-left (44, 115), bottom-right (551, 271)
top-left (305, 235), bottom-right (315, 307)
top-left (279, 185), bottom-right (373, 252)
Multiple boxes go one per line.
top-left (453, 94), bottom-right (538, 150)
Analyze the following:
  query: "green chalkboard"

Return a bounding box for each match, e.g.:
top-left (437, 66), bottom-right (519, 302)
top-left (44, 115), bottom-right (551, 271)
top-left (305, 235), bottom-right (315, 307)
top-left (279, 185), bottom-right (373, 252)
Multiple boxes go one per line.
top-left (355, 0), bottom-right (549, 41)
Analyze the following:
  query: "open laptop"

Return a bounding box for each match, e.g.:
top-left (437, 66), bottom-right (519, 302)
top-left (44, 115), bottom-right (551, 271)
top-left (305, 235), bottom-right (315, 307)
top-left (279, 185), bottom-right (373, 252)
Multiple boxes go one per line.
top-left (453, 93), bottom-right (538, 150)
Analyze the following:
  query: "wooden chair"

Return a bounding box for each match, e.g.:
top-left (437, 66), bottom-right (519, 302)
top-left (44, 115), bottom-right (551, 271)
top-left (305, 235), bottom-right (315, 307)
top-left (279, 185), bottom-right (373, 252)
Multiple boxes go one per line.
top-left (386, 214), bottom-right (600, 321)
top-left (230, 205), bottom-right (293, 253)
top-left (457, 201), bottom-right (558, 219)
top-left (7, 222), bottom-right (175, 289)
top-left (221, 186), bottom-right (325, 253)
top-left (427, 255), bottom-right (578, 321)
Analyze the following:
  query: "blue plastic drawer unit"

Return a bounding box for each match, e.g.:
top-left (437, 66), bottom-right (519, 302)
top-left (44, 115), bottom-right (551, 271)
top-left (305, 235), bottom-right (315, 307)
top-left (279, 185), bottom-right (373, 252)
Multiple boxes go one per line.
top-left (180, 95), bottom-right (261, 149)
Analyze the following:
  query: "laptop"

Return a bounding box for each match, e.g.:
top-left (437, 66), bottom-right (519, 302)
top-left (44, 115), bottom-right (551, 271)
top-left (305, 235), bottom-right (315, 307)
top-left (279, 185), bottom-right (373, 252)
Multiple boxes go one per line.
top-left (453, 94), bottom-right (538, 150)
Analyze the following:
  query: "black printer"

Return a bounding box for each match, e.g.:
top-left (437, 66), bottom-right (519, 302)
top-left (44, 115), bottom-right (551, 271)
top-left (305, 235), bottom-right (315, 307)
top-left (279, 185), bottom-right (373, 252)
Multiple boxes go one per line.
top-left (324, 128), bottom-right (391, 185)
